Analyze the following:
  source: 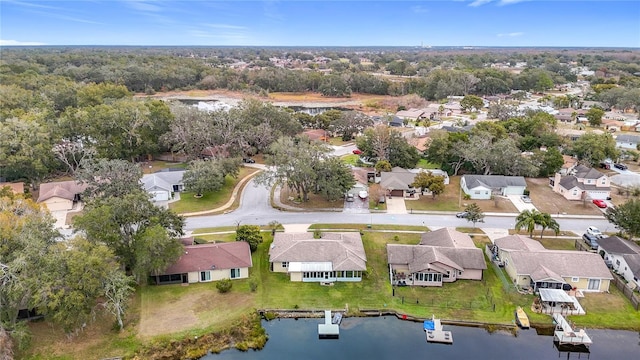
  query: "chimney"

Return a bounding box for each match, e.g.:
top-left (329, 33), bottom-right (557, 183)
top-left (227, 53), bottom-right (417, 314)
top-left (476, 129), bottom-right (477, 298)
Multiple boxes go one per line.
top-left (553, 173), bottom-right (561, 192)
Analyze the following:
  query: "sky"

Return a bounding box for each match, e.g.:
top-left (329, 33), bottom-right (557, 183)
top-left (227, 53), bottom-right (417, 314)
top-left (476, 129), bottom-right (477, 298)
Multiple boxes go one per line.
top-left (1, 0), bottom-right (639, 47)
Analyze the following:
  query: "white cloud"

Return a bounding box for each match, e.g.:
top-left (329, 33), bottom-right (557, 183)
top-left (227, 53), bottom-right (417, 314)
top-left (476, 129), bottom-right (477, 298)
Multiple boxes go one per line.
top-left (497, 32), bottom-right (524, 37)
top-left (122, 0), bottom-right (162, 13)
top-left (469, 0), bottom-right (494, 7)
top-left (0, 39), bottom-right (46, 46)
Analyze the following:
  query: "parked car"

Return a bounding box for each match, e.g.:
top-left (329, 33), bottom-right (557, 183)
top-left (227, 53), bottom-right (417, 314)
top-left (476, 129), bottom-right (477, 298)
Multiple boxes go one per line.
top-left (614, 163), bottom-right (628, 170)
top-left (586, 226), bottom-right (602, 238)
top-left (455, 211), bottom-right (468, 218)
top-left (521, 195), bottom-right (532, 203)
top-left (352, 149), bottom-right (362, 155)
top-left (345, 193), bottom-right (355, 202)
top-left (242, 157), bottom-right (255, 163)
top-left (599, 162), bottom-right (611, 169)
top-left (592, 199), bottom-right (607, 208)
top-left (582, 233), bottom-right (599, 250)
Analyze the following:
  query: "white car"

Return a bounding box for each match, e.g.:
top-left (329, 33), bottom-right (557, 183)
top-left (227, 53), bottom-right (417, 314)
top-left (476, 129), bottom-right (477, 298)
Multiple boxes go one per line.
top-left (586, 226), bottom-right (602, 238)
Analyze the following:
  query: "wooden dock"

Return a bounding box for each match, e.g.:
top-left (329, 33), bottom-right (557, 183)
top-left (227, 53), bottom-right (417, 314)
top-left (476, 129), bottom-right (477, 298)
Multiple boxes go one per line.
top-left (424, 316), bottom-right (453, 344)
top-left (318, 310), bottom-right (339, 339)
top-left (552, 314), bottom-right (592, 347)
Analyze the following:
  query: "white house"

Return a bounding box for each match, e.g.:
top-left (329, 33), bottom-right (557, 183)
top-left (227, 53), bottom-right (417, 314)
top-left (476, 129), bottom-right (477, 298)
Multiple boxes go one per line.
top-left (615, 134), bottom-right (640, 150)
top-left (597, 236), bottom-right (640, 290)
top-left (141, 169), bottom-right (186, 202)
top-left (460, 175), bottom-right (527, 200)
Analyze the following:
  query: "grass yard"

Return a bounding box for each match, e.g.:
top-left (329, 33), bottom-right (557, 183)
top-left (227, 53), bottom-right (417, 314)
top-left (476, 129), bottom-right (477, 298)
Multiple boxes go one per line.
top-left (193, 233), bottom-right (237, 243)
top-left (308, 224), bottom-right (428, 231)
top-left (169, 167), bottom-right (258, 214)
top-left (571, 286), bottom-right (640, 329)
top-left (279, 185), bottom-right (344, 209)
top-left (341, 154), bottom-right (359, 166)
top-left (140, 161), bottom-right (187, 174)
top-left (416, 159), bottom-right (441, 169)
top-left (534, 237), bottom-right (578, 251)
top-left (526, 178), bottom-right (604, 216)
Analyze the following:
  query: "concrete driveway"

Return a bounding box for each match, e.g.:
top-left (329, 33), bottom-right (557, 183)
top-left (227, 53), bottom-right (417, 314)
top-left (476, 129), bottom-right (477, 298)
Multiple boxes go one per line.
top-left (506, 195), bottom-right (538, 213)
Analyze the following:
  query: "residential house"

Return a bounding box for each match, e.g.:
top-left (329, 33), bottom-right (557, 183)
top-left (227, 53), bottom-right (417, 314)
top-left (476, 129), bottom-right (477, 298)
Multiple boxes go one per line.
top-left (597, 236), bottom-right (640, 290)
top-left (550, 164), bottom-right (610, 200)
top-left (301, 129), bottom-right (329, 142)
top-left (554, 108), bottom-right (585, 123)
top-left (155, 241), bottom-right (252, 285)
top-left (395, 109), bottom-right (426, 122)
top-left (615, 134), bottom-right (640, 150)
top-left (460, 175), bottom-right (527, 200)
top-left (380, 167), bottom-right (449, 198)
top-left (389, 116), bottom-right (404, 127)
top-left (269, 232), bottom-right (367, 282)
top-left (141, 169), bottom-right (186, 202)
top-left (37, 180), bottom-right (87, 211)
top-left (559, 155), bottom-right (578, 176)
top-left (0, 182), bottom-right (24, 195)
top-left (602, 119), bottom-right (624, 133)
top-left (386, 228), bottom-right (486, 287)
top-left (494, 235), bottom-right (612, 293)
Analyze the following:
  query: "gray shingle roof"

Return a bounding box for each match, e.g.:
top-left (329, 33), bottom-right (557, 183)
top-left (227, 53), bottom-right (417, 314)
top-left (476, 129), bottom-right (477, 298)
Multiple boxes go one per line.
top-left (573, 165), bottom-right (606, 180)
top-left (387, 244), bottom-right (486, 272)
top-left (598, 236), bottom-right (640, 255)
top-left (622, 254), bottom-right (640, 278)
top-left (615, 134), bottom-right (640, 143)
top-left (462, 175), bottom-right (526, 190)
top-left (269, 232), bottom-right (367, 271)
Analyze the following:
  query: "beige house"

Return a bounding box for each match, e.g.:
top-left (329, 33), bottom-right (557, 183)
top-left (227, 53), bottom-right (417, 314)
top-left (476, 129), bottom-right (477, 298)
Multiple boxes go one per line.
top-left (155, 241), bottom-right (252, 285)
top-left (269, 232), bottom-right (367, 282)
top-left (37, 180), bottom-right (87, 211)
top-left (550, 164), bottom-right (610, 200)
top-left (387, 228), bottom-right (486, 287)
top-left (493, 235), bottom-right (612, 293)
top-left (380, 167), bottom-right (449, 198)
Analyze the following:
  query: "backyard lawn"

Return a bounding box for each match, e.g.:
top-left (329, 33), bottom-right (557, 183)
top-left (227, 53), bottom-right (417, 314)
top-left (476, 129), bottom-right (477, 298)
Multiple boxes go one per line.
top-left (526, 178), bottom-right (604, 216)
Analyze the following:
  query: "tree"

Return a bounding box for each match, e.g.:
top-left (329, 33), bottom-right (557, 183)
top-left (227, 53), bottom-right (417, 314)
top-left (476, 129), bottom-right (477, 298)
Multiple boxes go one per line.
top-left (460, 95), bottom-right (484, 113)
top-left (182, 159), bottom-right (225, 197)
top-left (570, 132), bottom-right (619, 167)
top-left (0, 117), bottom-right (55, 184)
top-left (585, 107), bottom-right (605, 127)
top-left (374, 160), bottom-right (392, 173)
top-left (331, 111), bottom-right (373, 140)
top-left (52, 140), bottom-right (96, 175)
top-left (102, 270), bottom-right (134, 331)
top-left (75, 158), bottom-right (144, 201)
top-left (463, 203), bottom-right (485, 227)
top-left (236, 225), bottom-right (263, 252)
top-left (257, 136), bottom-right (331, 202)
top-left (314, 157), bottom-right (356, 201)
top-left (411, 171), bottom-right (445, 199)
top-left (605, 199), bottom-right (640, 240)
top-left (533, 147), bottom-right (564, 177)
top-left (73, 191), bottom-right (184, 283)
top-left (515, 209), bottom-right (543, 237)
top-left (216, 279), bottom-right (232, 293)
top-left (538, 212), bottom-right (560, 239)
top-left (487, 103), bottom-right (519, 121)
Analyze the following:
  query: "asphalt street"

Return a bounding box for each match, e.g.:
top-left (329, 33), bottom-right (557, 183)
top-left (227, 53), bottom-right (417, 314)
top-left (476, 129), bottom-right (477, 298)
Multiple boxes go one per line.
top-left (184, 178), bottom-right (615, 235)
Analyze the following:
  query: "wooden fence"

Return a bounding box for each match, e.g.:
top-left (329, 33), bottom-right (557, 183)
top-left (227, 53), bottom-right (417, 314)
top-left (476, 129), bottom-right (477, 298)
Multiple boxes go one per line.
top-left (612, 275), bottom-right (640, 310)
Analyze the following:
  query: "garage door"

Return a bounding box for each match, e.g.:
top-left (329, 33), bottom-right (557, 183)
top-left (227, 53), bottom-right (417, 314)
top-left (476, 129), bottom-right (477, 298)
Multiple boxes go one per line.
top-left (588, 192), bottom-right (609, 200)
top-left (390, 189), bottom-right (404, 197)
top-left (152, 191), bottom-right (170, 201)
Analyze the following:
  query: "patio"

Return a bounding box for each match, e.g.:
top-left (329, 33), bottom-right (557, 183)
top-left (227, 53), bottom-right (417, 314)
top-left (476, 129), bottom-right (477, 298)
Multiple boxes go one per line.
top-left (533, 288), bottom-right (586, 316)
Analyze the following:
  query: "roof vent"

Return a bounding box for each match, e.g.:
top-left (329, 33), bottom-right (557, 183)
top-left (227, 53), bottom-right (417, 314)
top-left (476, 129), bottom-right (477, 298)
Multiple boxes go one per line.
top-left (211, 265), bottom-right (216, 269)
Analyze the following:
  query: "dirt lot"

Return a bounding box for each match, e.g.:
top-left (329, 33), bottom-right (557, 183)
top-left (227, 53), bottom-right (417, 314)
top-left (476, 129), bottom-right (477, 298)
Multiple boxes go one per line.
top-left (526, 178), bottom-right (604, 215)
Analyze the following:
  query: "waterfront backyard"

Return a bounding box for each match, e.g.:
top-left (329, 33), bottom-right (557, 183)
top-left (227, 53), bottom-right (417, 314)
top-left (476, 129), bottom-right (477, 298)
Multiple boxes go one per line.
top-left (21, 228), bottom-right (640, 359)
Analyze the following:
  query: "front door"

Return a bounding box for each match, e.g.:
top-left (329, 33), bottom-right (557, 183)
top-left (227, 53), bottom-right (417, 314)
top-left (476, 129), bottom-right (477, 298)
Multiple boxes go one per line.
top-left (182, 274), bottom-right (188, 284)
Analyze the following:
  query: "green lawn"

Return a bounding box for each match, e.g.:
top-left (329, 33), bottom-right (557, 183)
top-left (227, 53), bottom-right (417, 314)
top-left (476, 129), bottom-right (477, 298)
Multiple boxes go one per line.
top-left (169, 167), bottom-right (258, 214)
top-left (308, 224), bottom-right (429, 231)
top-left (341, 154), bottom-right (359, 166)
top-left (416, 159), bottom-right (441, 169)
top-left (535, 237), bottom-right (578, 251)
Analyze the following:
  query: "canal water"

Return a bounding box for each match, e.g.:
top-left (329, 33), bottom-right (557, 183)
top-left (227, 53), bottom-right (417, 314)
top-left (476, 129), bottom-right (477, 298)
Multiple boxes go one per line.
top-left (203, 316), bottom-right (639, 360)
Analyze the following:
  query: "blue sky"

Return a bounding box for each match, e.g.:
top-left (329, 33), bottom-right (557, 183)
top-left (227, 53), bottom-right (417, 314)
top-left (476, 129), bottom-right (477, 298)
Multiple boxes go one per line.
top-left (1, 1), bottom-right (639, 47)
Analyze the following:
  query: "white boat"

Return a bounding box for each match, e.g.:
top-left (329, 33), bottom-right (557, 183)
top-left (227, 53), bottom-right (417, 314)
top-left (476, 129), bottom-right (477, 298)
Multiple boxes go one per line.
top-left (358, 190), bottom-right (368, 199)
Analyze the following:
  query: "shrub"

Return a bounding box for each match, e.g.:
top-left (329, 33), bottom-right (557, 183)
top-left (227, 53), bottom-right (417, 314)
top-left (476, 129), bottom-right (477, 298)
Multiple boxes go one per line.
top-left (249, 279), bottom-right (258, 292)
top-left (216, 279), bottom-right (232, 293)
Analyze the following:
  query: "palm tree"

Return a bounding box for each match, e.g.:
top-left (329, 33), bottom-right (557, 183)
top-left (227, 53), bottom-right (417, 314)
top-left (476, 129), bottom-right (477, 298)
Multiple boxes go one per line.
top-left (515, 209), bottom-right (542, 237)
top-left (538, 212), bottom-right (560, 239)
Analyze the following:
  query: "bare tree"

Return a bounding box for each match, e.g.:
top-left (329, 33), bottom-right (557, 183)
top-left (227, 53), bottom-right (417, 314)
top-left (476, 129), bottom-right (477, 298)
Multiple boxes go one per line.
top-left (52, 140), bottom-right (96, 174)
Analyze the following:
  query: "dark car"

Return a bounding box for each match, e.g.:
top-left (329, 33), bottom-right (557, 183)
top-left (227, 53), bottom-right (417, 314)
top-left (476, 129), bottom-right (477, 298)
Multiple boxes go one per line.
top-left (582, 233), bottom-right (599, 250)
top-left (614, 163), bottom-right (628, 170)
top-left (455, 211), bottom-right (468, 218)
top-left (242, 157), bottom-right (255, 163)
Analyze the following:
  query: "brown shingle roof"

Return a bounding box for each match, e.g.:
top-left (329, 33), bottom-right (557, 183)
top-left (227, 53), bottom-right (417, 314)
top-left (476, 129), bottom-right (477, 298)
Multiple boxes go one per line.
top-left (162, 241), bottom-right (252, 274)
top-left (420, 228), bottom-right (476, 248)
top-left (509, 250), bottom-right (612, 280)
top-left (37, 180), bottom-right (87, 202)
top-left (269, 232), bottom-right (366, 271)
top-left (0, 182), bottom-right (24, 194)
top-left (387, 244), bottom-right (486, 272)
top-left (494, 235), bottom-right (546, 251)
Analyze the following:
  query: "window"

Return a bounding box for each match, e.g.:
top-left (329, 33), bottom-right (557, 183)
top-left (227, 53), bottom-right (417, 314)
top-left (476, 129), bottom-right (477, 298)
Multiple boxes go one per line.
top-left (571, 277), bottom-right (579, 282)
top-left (601, 179), bottom-right (606, 185)
top-left (458, 271), bottom-right (462, 276)
top-left (474, 191), bottom-right (480, 195)
top-left (231, 268), bottom-right (240, 279)
top-left (588, 279), bottom-right (600, 290)
top-left (572, 189), bottom-right (578, 195)
top-left (346, 271), bottom-right (353, 277)
top-left (200, 271), bottom-right (211, 282)
top-left (282, 262), bottom-right (288, 268)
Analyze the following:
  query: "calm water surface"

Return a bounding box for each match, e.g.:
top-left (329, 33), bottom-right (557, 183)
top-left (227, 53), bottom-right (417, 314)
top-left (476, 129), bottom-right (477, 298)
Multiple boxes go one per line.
top-left (203, 316), bottom-right (639, 360)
